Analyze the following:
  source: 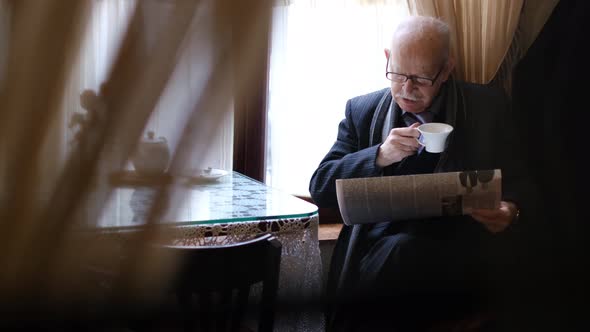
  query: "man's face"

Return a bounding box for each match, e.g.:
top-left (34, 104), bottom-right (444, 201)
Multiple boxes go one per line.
top-left (387, 42), bottom-right (450, 114)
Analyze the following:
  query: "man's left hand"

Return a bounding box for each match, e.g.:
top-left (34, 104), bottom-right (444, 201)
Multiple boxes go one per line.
top-left (469, 201), bottom-right (518, 234)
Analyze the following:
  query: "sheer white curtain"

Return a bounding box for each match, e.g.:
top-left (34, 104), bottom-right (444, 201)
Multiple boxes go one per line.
top-left (266, 0), bottom-right (408, 196)
top-left (142, 1), bottom-right (234, 172)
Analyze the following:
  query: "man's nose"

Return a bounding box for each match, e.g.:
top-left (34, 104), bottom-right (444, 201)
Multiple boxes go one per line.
top-left (402, 78), bottom-right (415, 92)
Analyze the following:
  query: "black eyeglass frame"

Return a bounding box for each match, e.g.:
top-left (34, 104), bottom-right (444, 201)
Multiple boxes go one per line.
top-left (385, 57), bottom-right (444, 87)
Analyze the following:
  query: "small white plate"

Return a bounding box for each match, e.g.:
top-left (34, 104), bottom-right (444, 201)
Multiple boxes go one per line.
top-left (195, 168), bottom-right (229, 182)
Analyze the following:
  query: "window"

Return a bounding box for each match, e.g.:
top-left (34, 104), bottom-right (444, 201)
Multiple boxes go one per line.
top-left (266, 0), bottom-right (408, 196)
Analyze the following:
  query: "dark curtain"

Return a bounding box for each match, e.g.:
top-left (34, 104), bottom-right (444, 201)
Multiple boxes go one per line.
top-left (511, 0), bottom-right (590, 330)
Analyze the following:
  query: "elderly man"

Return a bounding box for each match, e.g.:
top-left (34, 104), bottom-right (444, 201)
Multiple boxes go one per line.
top-left (310, 16), bottom-right (526, 331)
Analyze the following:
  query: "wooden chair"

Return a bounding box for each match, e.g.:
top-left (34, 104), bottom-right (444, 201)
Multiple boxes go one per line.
top-left (145, 234), bottom-right (282, 332)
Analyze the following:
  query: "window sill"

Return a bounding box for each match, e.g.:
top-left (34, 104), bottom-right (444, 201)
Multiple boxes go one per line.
top-left (319, 223), bottom-right (342, 242)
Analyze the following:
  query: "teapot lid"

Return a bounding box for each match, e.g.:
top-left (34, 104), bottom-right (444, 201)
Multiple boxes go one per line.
top-left (141, 130), bottom-right (167, 144)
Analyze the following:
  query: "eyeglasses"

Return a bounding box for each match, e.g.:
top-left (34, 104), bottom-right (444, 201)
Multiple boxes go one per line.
top-left (385, 57), bottom-right (444, 87)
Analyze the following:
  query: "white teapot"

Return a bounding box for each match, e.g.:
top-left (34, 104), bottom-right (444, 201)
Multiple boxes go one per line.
top-left (132, 131), bottom-right (170, 175)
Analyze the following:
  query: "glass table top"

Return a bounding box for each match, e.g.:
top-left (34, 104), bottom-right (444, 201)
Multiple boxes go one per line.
top-left (93, 171), bottom-right (318, 230)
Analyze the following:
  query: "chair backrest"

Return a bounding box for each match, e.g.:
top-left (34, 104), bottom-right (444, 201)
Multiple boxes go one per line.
top-left (156, 234), bottom-right (282, 332)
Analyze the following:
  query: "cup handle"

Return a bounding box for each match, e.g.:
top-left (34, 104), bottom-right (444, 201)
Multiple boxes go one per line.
top-left (415, 138), bottom-right (425, 146)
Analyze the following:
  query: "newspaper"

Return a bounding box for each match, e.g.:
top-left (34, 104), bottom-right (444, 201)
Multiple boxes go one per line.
top-left (335, 169), bottom-right (501, 225)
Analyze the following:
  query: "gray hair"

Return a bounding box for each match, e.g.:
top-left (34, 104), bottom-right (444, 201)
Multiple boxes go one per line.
top-left (392, 16), bottom-right (451, 63)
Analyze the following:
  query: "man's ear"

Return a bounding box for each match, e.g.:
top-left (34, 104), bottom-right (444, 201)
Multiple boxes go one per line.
top-left (384, 48), bottom-right (390, 62)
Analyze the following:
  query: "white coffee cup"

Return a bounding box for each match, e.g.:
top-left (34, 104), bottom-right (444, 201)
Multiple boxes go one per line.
top-left (417, 122), bottom-right (453, 153)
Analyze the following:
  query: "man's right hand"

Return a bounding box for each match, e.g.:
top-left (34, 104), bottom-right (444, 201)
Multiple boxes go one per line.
top-left (376, 122), bottom-right (421, 168)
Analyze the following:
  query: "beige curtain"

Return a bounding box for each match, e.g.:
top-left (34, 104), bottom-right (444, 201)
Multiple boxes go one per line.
top-left (407, 0), bottom-right (524, 84)
top-left (406, 0), bottom-right (560, 86)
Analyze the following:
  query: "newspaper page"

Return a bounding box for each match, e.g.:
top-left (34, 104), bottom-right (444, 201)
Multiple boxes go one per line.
top-left (335, 169), bottom-right (501, 225)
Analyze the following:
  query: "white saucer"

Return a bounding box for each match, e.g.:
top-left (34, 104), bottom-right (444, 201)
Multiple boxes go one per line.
top-left (194, 168), bottom-right (229, 182)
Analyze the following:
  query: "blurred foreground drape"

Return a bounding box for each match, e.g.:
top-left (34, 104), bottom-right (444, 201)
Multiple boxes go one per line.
top-left (0, 0), bottom-right (272, 327)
